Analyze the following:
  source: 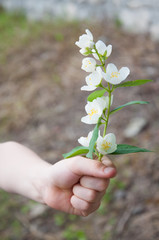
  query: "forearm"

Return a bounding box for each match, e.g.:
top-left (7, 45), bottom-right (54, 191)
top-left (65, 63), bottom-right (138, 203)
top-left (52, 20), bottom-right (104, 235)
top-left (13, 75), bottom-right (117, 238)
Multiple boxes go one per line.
top-left (0, 141), bottom-right (51, 202)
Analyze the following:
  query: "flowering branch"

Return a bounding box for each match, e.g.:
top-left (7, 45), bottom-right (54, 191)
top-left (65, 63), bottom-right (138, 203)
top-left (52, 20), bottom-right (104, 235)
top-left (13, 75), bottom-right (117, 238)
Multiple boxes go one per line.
top-left (63, 29), bottom-right (152, 160)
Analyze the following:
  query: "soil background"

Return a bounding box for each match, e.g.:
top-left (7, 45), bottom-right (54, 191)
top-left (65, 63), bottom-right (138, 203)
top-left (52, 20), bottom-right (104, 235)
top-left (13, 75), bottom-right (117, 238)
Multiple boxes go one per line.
top-left (0, 17), bottom-right (159, 240)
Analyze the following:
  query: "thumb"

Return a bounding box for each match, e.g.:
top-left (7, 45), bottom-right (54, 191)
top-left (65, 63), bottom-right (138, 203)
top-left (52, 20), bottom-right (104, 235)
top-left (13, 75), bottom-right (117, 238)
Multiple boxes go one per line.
top-left (49, 157), bottom-right (116, 189)
top-left (68, 156), bottom-right (117, 179)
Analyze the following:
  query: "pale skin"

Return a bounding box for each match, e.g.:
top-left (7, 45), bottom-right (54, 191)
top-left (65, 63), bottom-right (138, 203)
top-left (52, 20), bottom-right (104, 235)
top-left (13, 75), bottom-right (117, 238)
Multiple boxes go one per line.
top-left (0, 141), bottom-right (116, 217)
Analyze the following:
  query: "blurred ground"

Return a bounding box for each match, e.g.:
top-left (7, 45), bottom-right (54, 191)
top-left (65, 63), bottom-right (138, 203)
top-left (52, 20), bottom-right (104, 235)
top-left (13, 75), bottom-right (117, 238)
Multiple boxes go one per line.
top-left (0, 11), bottom-right (159, 240)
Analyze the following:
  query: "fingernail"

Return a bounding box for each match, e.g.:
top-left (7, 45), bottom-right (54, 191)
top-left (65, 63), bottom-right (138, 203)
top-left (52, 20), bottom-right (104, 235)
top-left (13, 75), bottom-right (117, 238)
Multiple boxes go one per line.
top-left (104, 167), bottom-right (115, 175)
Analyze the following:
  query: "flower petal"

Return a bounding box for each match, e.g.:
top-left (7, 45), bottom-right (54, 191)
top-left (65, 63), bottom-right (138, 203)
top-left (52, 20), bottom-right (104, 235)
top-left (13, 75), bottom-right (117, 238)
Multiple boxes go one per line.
top-left (96, 97), bottom-right (107, 110)
top-left (97, 135), bottom-right (103, 145)
top-left (119, 67), bottom-right (130, 81)
top-left (85, 71), bottom-right (102, 87)
top-left (82, 98), bottom-right (105, 124)
top-left (105, 133), bottom-right (116, 144)
top-left (87, 130), bottom-right (93, 141)
top-left (85, 29), bottom-right (93, 41)
top-left (103, 63), bottom-right (127, 84)
top-left (85, 101), bottom-right (97, 114)
top-left (96, 40), bottom-right (107, 55)
top-left (81, 57), bottom-right (96, 72)
top-left (75, 29), bottom-right (94, 49)
top-left (78, 130), bottom-right (93, 147)
top-left (81, 114), bottom-right (99, 124)
top-left (97, 133), bottom-right (117, 155)
top-left (81, 85), bottom-right (96, 91)
top-left (96, 66), bottom-right (103, 76)
top-left (106, 45), bottom-right (112, 57)
top-left (107, 63), bottom-right (118, 74)
top-left (78, 136), bottom-right (89, 147)
top-left (92, 50), bottom-right (99, 60)
top-left (91, 98), bottom-right (104, 114)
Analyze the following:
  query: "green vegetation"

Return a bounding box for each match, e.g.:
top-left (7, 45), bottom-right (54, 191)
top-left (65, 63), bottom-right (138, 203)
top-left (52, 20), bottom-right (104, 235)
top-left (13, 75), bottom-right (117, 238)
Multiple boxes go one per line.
top-left (63, 225), bottom-right (87, 240)
top-left (0, 190), bottom-right (22, 237)
top-left (0, 10), bottom-right (38, 61)
top-left (98, 178), bottom-right (126, 215)
top-left (0, 9), bottom-right (79, 63)
top-left (102, 231), bottom-right (112, 240)
top-left (54, 212), bottom-right (79, 227)
top-left (114, 16), bottom-right (122, 29)
top-left (11, 220), bottom-right (22, 237)
top-left (54, 212), bottom-right (66, 226)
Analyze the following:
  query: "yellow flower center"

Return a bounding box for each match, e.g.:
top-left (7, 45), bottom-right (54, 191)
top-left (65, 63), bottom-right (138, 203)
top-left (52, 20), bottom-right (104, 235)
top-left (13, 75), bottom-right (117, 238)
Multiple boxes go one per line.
top-left (89, 77), bottom-right (93, 85)
top-left (88, 108), bottom-right (98, 119)
top-left (111, 72), bottom-right (120, 78)
top-left (85, 60), bottom-right (92, 68)
top-left (101, 140), bottom-right (112, 151)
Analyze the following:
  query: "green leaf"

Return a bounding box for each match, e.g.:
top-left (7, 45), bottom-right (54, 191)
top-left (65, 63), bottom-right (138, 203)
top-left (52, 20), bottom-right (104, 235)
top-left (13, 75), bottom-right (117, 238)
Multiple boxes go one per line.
top-left (110, 144), bottom-right (152, 155)
top-left (114, 79), bottom-right (152, 89)
top-left (86, 118), bottom-right (101, 159)
top-left (87, 89), bottom-right (106, 102)
top-left (110, 101), bottom-right (149, 115)
top-left (63, 146), bottom-right (89, 159)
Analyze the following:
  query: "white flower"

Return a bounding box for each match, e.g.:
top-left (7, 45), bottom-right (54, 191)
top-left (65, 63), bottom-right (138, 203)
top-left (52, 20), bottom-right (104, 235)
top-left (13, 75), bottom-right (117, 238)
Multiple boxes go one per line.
top-left (78, 130), bottom-right (93, 147)
top-left (92, 40), bottom-right (112, 60)
top-left (81, 57), bottom-right (96, 72)
top-left (103, 63), bottom-right (130, 85)
top-left (75, 29), bottom-right (94, 52)
top-left (97, 133), bottom-right (117, 155)
top-left (81, 67), bottom-right (102, 91)
top-left (101, 95), bottom-right (113, 109)
top-left (81, 97), bottom-right (106, 124)
top-left (96, 96), bottom-right (111, 110)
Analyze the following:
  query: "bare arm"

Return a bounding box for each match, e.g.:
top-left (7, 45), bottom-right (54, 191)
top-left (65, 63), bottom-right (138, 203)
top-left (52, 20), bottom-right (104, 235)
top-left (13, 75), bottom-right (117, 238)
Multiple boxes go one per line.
top-left (0, 141), bottom-right (51, 202)
top-left (0, 141), bottom-right (116, 216)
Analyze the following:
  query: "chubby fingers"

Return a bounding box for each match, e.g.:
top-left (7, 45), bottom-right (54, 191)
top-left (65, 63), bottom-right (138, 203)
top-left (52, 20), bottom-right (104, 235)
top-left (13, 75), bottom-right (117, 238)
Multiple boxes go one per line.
top-left (80, 176), bottom-right (109, 192)
top-left (73, 183), bottom-right (107, 203)
top-left (71, 195), bottom-right (101, 216)
top-left (71, 174), bottom-right (111, 216)
top-left (71, 179), bottom-right (108, 216)
top-left (70, 157), bottom-right (117, 216)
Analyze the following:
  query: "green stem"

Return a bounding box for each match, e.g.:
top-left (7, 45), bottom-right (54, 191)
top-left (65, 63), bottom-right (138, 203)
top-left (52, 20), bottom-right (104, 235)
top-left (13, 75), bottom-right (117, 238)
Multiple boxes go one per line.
top-left (94, 45), bottom-right (105, 68)
top-left (94, 45), bottom-right (109, 161)
top-left (100, 84), bottom-right (109, 92)
top-left (98, 153), bottom-right (103, 161)
top-left (103, 84), bottom-right (111, 137)
top-left (101, 117), bottom-right (106, 122)
top-left (103, 65), bottom-right (106, 73)
top-left (95, 148), bottom-right (99, 157)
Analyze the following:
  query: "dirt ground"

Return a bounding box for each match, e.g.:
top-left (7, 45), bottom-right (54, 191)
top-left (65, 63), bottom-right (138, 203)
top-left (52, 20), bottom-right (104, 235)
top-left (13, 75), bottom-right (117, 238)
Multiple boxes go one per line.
top-left (0, 19), bottom-right (159, 240)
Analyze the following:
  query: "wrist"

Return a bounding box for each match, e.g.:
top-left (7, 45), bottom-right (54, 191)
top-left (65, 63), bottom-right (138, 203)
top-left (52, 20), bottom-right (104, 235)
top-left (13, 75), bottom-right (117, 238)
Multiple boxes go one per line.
top-left (0, 141), bottom-right (52, 203)
top-left (31, 161), bottom-right (52, 203)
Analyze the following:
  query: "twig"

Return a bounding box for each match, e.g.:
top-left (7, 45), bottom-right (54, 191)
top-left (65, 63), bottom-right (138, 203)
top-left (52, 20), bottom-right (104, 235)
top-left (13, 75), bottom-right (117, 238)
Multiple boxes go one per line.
top-left (115, 206), bottom-right (133, 237)
top-left (16, 213), bottom-right (60, 240)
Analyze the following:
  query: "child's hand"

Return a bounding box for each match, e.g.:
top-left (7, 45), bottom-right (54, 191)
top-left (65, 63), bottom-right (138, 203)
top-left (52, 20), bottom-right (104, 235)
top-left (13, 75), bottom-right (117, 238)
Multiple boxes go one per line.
top-left (0, 142), bottom-right (116, 216)
top-left (40, 157), bottom-right (116, 216)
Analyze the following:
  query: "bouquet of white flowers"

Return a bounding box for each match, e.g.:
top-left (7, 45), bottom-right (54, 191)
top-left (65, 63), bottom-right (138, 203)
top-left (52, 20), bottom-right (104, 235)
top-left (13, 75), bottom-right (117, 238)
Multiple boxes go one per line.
top-left (63, 29), bottom-right (152, 161)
